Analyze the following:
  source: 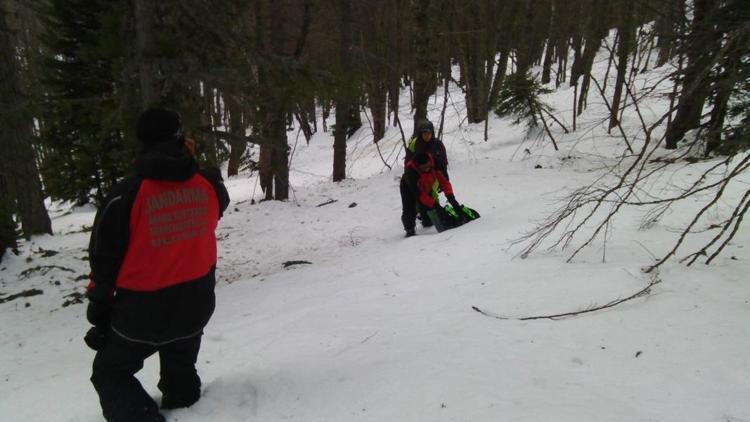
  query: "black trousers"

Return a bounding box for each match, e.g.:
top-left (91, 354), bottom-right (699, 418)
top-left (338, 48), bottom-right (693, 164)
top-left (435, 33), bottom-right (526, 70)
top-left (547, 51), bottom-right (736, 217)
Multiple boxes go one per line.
top-left (399, 177), bottom-right (430, 231)
top-left (91, 332), bottom-right (203, 422)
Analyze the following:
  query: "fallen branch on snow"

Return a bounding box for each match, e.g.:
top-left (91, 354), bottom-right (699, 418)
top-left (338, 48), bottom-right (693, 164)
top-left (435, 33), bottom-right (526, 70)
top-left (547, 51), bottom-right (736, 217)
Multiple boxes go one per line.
top-left (0, 289), bottom-right (44, 304)
top-left (473, 274), bottom-right (661, 321)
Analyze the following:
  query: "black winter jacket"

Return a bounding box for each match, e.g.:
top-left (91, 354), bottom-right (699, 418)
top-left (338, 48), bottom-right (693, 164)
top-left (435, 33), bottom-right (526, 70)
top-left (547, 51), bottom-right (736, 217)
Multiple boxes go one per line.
top-left (405, 137), bottom-right (450, 180)
top-left (87, 143), bottom-right (229, 345)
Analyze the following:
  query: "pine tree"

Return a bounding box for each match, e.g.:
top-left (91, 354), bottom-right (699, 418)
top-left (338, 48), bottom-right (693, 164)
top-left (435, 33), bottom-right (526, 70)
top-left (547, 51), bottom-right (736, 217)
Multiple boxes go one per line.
top-left (494, 72), bottom-right (554, 130)
top-left (39, 0), bottom-right (136, 205)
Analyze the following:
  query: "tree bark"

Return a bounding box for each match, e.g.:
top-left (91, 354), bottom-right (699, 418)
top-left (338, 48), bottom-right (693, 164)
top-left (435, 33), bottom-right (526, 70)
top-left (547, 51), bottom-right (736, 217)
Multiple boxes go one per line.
top-left (293, 103), bottom-right (315, 144)
top-left (609, 3), bottom-right (634, 131)
top-left (333, 0), bottom-right (352, 182)
top-left (541, 39), bottom-right (555, 85)
top-left (655, 0), bottom-right (685, 68)
top-left (705, 28), bottom-right (743, 155)
top-left (454, 0), bottom-right (506, 125)
top-left (664, 0), bottom-right (718, 149)
top-left (134, 0), bottom-right (162, 107)
top-left (226, 94), bottom-right (246, 177)
top-left (487, 47), bottom-right (510, 140)
top-left (569, 34), bottom-right (584, 87)
top-left (0, 173), bottom-right (16, 260)
top-left (411, 0), bottom-right (436, 126)
top-left (0, 7), bottom-right (52, 241)
top-left (256, 0), bottom-right (290, 199)
top-left (577, 0), bottom-right (609, 115)
top-left (369, 85), bottom-right (387, 142)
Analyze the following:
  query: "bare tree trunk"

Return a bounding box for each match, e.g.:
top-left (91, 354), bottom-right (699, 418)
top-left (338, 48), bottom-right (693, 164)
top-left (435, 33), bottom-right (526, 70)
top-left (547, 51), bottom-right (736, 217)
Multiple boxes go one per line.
top-left (574, 0), bottom-right (610, 115)
top-left (664, 0), bottom-right (718, 149)
top-left (609, 6), bottom-right (633, 132)
top-left (226, 94), bottom-right (246, 177)
top-left (655, 0), bottom-right (685, 67)
top-left (0, 7), bottom-right (51, 241)
top-left (602, 32), bottom-right (618, 92)
top-left (705, 32), bottom-right (742, 155)
top-left (385, 0), bottom-right (403, 127)
top-left (257, 99), bottom-right (290, 200)
top-left (134, 0), bottom-right (162, 106)
top-left (411, 0), bottom-right (436, 126)
top-left (270, 108), bottom-right (289, 199)
top-left (541, 39), bottom-right (555, 84)
top-left (455, 0), bottom-right (505, 125)
top-left (304, 97), bottom-right (317, 134)
top-left (348, 103), bottom-right (362, 137)
top-left (485, 48), bottom-right (509, 141)
top-left (369, 86), bottom-right (387, 142)
top-left (489, 49), bottom-right (510, 105)
top-left (0, 172), bottom-right (16, 260)
top-left (197, 82), bottom-right (219, 167)
top-left (569, 35), bottom-right (584, 87)
top-left (333, 104), bottom-right (348, 182)
top-left (661, 50), bottom-right (683, 149)
top-left (269, 0), bottom-right (290, 200)
top-left (256, 0), bottom-right (290, 199)
top-left (705, 75), bottom-right (732, 155)
top-left (458, 1), bottom-right (481, 123)
top-left (333, 0), bottom-right (352, 182)
top-left (540, 0), bottom-right (559, 85)
top-left (293, 105), bottom-right (315, 144)
top-left (439, 72), bottom-right (449, 140)
top-left (555, 34), bottom-right (569, 87)
top-left (515, 0), bottom-right (543, 75)
top-left (258, 129), bottom-right (272, 200)
top-left (572, 83), bottom-right (578, 131)
top-left (9, 141), bottom-right (52, 240)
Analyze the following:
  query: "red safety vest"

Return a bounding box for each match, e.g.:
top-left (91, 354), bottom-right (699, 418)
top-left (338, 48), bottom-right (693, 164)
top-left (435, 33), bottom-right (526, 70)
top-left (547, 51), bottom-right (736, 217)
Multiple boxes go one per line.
top-left (116, 173), bottom-right (220, 291)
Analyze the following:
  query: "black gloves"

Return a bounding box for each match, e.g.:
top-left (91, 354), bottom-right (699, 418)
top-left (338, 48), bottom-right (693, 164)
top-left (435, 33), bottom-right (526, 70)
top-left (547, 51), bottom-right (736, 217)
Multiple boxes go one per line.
top-left (85, 300), bottom-right (112, 351)
top-left (446, 194), bottom-right (461, 210)
top-left (84, 326), bottom-right (107, 351)
top-left (87, 300), bottom-right (112, 327)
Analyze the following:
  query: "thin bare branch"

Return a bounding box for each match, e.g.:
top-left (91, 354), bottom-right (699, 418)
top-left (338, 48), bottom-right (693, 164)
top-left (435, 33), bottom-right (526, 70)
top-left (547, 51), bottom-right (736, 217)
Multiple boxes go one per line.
top-left (473, 274), bottom-right (661, 321)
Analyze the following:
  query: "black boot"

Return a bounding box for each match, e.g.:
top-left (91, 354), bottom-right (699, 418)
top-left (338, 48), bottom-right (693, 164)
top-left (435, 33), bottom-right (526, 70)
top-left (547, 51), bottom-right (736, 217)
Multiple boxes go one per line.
top-left (405, 228), bottom-right (415, 237)
top-left (149, 413), bottom-right (167, 422)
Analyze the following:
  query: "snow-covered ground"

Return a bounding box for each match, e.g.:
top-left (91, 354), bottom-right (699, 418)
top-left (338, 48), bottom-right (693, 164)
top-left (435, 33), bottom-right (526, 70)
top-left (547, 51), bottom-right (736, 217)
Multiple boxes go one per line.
top-left (1, 46), bottom-right (748, 422)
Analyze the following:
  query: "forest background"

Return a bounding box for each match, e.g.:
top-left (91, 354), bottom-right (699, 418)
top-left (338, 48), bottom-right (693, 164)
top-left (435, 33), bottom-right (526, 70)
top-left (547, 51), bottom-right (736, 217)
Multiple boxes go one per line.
top-left (0, 0), bottom-right (748, 267)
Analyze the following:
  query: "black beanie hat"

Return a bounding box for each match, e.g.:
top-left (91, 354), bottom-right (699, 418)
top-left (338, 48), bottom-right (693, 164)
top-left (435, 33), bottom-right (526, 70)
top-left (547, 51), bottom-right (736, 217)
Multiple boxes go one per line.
top-left (136, 108), bottom-right (183, 147)
top-left (414, 152), bottom-right (430, 165)
top-left (417, 119), bottom-right (434, 134)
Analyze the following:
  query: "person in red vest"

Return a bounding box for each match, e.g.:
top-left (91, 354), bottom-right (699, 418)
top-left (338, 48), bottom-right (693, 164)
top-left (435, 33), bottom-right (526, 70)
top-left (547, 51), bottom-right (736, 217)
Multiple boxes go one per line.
top-left (400, 152), bottom-right (464, 237)
top-left (85, 108), bottom-right (229, 422)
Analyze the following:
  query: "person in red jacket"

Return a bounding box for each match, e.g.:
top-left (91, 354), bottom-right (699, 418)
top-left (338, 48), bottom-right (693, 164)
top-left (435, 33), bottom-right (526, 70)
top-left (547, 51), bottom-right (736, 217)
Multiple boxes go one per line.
top-left (85, 108), bottom-right (229, 422)
top-left (400, 152), bottom-right (463, 236)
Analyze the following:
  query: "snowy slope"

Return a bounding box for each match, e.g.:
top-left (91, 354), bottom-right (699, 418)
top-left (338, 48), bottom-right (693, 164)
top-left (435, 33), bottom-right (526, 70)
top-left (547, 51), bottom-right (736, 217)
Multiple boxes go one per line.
top-left (1, 45), bottom-right (749, 422)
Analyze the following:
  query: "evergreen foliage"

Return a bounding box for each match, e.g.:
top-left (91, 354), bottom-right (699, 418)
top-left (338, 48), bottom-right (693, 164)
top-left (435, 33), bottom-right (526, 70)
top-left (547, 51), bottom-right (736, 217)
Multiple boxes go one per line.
top-left (0, 0), bottom-right (747, 263)
top-left (38, 0), bottom-right (135, 205)
top-left (704, 0), bottom-right (750, 156)
top-left (493, 73), bottom-right (553, 130)
top-left (12, 0), bottom-right (743, 206)
top-left (719, 79), bottom-right (750, 155)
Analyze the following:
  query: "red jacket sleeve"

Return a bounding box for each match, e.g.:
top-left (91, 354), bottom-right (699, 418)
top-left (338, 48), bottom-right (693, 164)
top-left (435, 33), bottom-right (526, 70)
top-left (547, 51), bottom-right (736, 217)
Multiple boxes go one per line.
top-left (436, 171), bottom-right (453, 196)
top-left (418, 190), bottom-right (436, 208)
